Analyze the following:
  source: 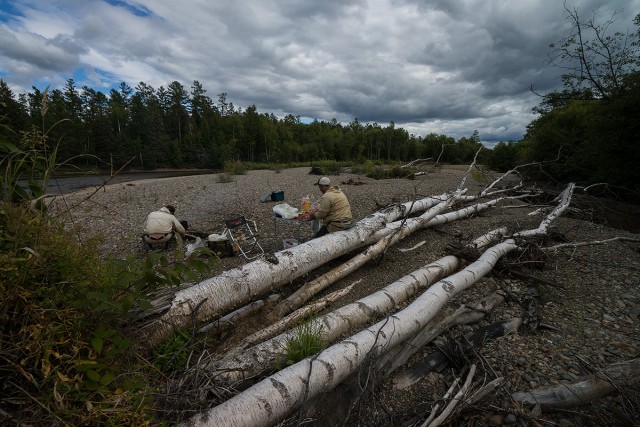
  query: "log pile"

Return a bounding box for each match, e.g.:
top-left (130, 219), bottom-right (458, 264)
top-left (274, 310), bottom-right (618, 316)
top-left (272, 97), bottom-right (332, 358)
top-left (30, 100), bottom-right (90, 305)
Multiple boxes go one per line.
top-left (135, 164), bottom-right (640, 427)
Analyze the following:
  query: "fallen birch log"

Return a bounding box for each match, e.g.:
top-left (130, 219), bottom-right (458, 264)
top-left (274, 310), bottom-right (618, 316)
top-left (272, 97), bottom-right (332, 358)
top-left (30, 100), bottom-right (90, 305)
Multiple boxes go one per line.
top-left (210, 256), bottom-right (461, 385)
top-left (377, 228), bottom-right (508, 374)
top-left (182, 184), bottom-right (575, 426)
top-left (214, 227), bottom-right (507, 386)
top-left (198, 294), bottom-right (280, 334)
top-left (183, 240), bottom-right (522, 427)
top-left (511, 357), bottom-right (640, 410)
top-left (141, 195), bottom-right (451, 348)
top-left (222, 282), bottom-right (358, 358)
top-left (369, 195), bottom-right (529, 242)
top-left (274, 192), bottom-right (462, 318)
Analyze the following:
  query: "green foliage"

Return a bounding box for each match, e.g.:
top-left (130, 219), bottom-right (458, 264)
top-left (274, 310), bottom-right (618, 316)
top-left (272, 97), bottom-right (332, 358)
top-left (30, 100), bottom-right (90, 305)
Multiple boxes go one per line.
top-left (0, 204), bottom-right (151, 424)
top-left (223, 161), bottom-right (247, 175)
top-left (366, 164), bottom-right (416, 180)
top-left (0, 86), bottom-right (221, 424)
top-left (0, 126), bottom-right (57, 209)
top-left (217, 172), bottom-right (235, 183)
top-left (484, 11), bottom-right (640, 199)
top-left (153, 329), bottom-right (192, 373)
top-left (0, 202), bottom-right (218, 424)
top-left (488, 141), bottom-right (519, 172)
top-left (283, 318), bottom-right (325, 366)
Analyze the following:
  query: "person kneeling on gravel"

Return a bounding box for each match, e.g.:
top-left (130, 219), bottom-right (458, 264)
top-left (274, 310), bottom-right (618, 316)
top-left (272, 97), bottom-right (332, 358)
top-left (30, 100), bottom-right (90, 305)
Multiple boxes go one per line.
top-left (142, 205), bottom-right (186, 251)
top-left (309, 177), bottom-right (352, 238)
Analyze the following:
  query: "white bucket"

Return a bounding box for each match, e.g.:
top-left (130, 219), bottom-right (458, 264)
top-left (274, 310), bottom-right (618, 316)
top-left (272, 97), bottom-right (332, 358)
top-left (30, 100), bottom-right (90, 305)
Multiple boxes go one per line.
top-left (283, 238), bottom-right (299, 249)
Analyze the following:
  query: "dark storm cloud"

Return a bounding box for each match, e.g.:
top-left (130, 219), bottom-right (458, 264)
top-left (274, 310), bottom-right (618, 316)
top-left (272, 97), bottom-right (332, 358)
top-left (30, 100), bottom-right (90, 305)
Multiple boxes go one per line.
top-left (0, 0), bottom-right (637, 145)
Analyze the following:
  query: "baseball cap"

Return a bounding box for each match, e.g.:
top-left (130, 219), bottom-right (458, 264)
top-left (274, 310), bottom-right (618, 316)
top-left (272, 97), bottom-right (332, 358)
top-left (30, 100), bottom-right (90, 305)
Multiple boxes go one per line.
top-left (317, 177), bottom-right (331, 186)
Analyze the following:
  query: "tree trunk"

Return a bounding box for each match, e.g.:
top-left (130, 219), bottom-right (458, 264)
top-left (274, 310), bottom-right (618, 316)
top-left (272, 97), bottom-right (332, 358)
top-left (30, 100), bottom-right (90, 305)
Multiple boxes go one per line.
top-left (141, 195), bottom-right (450, 348)
top-left (182, 184), bottom-right (575, 426)
top-left (210, 256), bottom-right (461, 385)
top-left (274, 193), bottom-right (461, 318)
top-left (223, 283), bottom-right (357, 358)
top-left (511, 357), bottom-right (640, 410)
top-left (183, 240), bottom-right (520, 427)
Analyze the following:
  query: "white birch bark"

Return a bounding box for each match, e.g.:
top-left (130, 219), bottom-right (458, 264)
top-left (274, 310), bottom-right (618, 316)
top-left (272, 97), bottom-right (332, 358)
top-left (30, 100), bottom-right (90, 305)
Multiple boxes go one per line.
top-left (142, 194), bottom-right (450, 348)
top-left (211, 256), bottom-right (461, 385)
top-left (274, 192), bottom-right (462, 317)
top-left (183, 240), bottom-right (520, 427)
top-left (224, 283), bottom-right (357, 358)
top-left (182, 184), bottom-right (575, 427)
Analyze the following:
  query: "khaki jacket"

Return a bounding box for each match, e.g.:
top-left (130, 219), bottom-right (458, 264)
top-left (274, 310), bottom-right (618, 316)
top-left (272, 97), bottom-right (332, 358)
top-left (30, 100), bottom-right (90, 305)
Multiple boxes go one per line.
top-left (315, 186), bottom-right (352, 228)
top-left (144, 207), bottom-right (185, 236)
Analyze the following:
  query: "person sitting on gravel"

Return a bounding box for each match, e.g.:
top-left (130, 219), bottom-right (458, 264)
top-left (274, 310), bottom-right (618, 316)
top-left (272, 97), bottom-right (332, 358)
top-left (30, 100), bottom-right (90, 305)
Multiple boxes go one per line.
top-left (142, 205), bottom-right (186, 251)
top-left (310, 177), bottom-right (352, 237)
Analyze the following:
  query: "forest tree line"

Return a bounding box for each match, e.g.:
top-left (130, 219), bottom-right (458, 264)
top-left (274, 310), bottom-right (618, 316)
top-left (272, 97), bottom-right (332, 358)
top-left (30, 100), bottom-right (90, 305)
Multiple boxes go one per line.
top-left (0, 9), bottom-right (638, 197)
top-left (0, 78), bottom-right (487, 169)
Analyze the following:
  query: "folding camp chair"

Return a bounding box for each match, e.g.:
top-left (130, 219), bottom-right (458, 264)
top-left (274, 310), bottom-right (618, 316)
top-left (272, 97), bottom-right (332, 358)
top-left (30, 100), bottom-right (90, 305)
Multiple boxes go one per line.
top-left (222, 216), bottom-right (264, 260)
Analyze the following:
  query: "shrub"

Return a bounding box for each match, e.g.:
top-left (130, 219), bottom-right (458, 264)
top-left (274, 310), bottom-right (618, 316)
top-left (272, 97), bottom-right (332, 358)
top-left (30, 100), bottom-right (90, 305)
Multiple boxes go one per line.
top-left (223, 161), bottom-right (247, 175)
top-left (218, 172), bottom-right (235, 183)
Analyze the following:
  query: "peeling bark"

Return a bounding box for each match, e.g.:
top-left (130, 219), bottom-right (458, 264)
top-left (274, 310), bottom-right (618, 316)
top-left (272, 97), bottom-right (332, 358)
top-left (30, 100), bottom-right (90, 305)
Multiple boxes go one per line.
top-left (181, 184), bottom-right (576, 426)
top-left (183, 240), bottom-right (521, 426)
top-left (210, 256), bottom-right (461, 385)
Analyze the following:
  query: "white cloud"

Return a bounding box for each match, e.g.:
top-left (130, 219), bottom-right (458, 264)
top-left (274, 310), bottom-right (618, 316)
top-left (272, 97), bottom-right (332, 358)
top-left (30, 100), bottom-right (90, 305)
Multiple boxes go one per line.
top-left (1, 0), bottom-right (638, 143)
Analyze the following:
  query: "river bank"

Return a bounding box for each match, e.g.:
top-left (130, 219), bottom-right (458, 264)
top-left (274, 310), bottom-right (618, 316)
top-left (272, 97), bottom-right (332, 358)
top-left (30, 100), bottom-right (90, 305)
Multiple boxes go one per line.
top-left (43, 168), bottom-right (217, 194)
top-left (49, 166), bottom-right (640, 426)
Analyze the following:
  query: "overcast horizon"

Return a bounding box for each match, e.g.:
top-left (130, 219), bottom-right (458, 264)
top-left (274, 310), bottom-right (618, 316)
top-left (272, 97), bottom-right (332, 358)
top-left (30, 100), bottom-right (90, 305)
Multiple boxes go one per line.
top-left (1, 0), bottom-right (638, 147)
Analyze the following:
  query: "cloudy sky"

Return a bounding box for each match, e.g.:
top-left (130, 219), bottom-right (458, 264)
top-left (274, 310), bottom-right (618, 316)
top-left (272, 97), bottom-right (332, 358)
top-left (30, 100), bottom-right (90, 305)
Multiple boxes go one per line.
top-left (1, 0), bottom-right (638, 146)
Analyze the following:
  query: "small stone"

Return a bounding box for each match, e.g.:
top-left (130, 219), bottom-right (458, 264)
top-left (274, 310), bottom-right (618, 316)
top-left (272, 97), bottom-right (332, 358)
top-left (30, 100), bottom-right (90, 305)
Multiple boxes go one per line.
top-left (487, 414), bottom-right (503, 426)
top-left (504, 413), bottom-right (518, 425)
top-left (517, 357), bottom-right (527, 366)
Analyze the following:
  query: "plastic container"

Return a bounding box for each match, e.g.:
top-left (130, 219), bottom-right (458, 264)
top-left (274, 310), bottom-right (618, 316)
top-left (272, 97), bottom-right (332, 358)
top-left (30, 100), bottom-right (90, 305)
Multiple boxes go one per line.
top-left (282, 238), bottom-right (299, 249)
top-left (271, 190), bottom-right (285, 201)
top-left (300, 195), bottom-right (311, 213)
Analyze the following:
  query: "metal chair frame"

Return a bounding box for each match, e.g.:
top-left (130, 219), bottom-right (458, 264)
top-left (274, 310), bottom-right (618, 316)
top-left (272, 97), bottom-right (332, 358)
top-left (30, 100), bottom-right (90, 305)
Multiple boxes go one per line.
top-left (222, 216), bottom-right (264, 260)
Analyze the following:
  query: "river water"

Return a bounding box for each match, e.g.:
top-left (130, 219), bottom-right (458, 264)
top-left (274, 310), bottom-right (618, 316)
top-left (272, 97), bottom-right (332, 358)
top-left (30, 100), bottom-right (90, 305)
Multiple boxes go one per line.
top-left (40, 170), bottom-right (216, 194)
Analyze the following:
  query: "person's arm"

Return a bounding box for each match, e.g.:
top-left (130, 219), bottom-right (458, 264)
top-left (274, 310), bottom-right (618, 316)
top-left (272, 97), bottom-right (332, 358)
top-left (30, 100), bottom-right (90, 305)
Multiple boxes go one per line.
top-left (313, 196), bottom-right (331, 220)
top-left (171, 216), bottom-right (186, 236)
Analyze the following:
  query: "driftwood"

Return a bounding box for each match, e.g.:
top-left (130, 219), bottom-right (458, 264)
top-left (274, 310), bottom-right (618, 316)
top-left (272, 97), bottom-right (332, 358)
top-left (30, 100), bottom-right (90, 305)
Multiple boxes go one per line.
top-left (198, 294), bottom-right (280, 334)
top-left (511, 357), bottom-right (640, 410)
top-left (183, 242), bottom-right (518, 426)
top-left (221, 283), bottom-right (357, 359)
top-left (273, 192), bottom-right (462, 318)
top-left (141, 193), bottom-right (453, 348)
top-left (181, 184), bottom-right (575, 426)
top-left (209, 256), bottom-right (461, 385)
top-left (425, 364), bottom-right (477, 427)
top-left (379, 290), bottom-right (507, 376)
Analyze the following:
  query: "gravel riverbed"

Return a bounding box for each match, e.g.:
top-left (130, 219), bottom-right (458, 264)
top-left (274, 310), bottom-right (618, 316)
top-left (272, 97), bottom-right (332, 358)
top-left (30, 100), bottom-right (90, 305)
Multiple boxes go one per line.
top-left (50, 166), bottom-right (640, 426)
